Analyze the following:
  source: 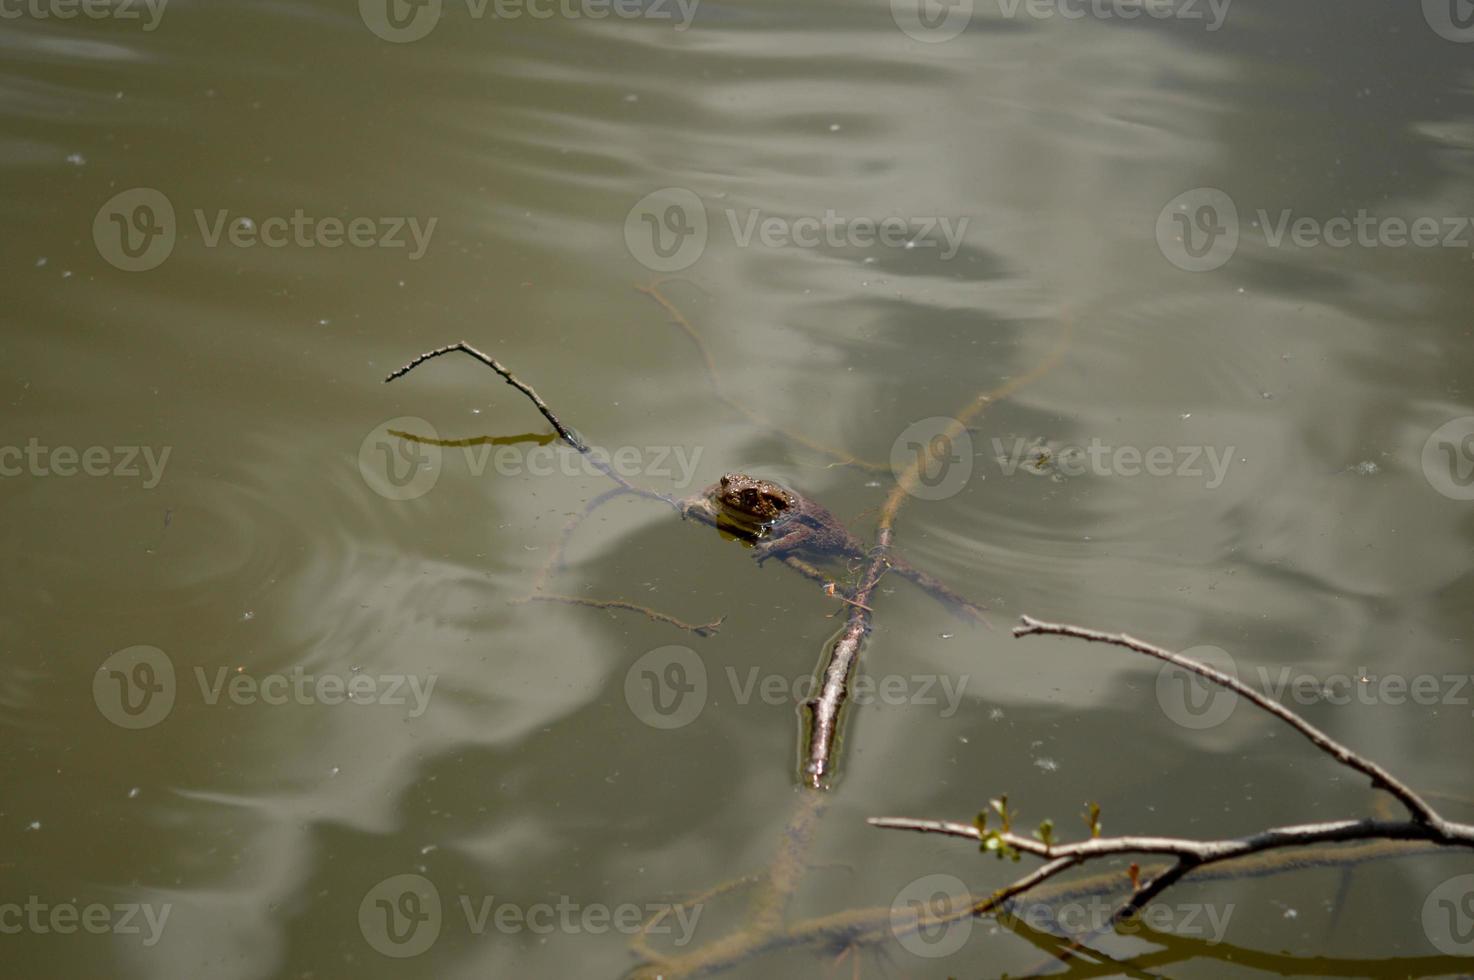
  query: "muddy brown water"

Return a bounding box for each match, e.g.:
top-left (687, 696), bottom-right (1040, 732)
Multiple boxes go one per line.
top-left (4, 1), bottom-right (1474, 976)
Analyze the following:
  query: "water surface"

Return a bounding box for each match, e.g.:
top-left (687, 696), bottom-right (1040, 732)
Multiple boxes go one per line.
top-left (4, 0), bottom-right (1474, 976)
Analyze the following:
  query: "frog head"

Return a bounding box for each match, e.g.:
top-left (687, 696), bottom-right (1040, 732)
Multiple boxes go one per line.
top-left (713, 473), bottom-right (794, 525)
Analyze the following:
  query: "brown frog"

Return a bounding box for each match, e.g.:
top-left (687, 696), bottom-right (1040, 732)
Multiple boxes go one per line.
top-left (682, 473), bottom-right (986, 621)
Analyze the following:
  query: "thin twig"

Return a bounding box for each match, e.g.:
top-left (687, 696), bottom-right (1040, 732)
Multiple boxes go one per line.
top-left (1012, 614), bottom-right (1451, 833)
top-left (866, 815), bottom-right (1474, 860)
top-left (385, 340), bottom-right (679, 507)
top-left (387, 342), bottom-right (584, 447)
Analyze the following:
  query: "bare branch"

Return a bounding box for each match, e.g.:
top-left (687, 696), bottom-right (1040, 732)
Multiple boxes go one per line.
top-left (869, 618), bottom-right (1474, 967)
top-left (385, 340), bottom-right (678, 507)
top-left (386, 341), bottom-right (585, 448)
top-left (1012, 614), bottom-right (1451, 833)
top-left (871, 810), bottom-right (1474, 963)
top-left (869, 815), bottom-right (1474, 860)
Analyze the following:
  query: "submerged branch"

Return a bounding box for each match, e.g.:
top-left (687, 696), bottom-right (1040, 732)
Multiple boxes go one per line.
top-left (514, 593), bottom-right (724, 637)
top-left (800, 312), bottom-right (1074, 788)
top-left (637, 280), bottom-right (889, 473)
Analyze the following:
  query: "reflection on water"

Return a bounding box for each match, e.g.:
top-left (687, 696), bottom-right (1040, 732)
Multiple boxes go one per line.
top-left (4, 0), bottom-right (1474, 976)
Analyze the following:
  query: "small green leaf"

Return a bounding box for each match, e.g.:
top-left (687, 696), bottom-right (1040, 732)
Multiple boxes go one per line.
top-left (990, 795), bottom-right (1014, 833)
top-left (1082, 802), bottom-right (1102, 838)
top-left (981, 831), bottom-right (1020, 862)
top-left (1035, 819), bottom-right (1055, 848)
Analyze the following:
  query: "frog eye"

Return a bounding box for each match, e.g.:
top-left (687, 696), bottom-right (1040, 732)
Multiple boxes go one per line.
top-left (765, 494), bottom-right (789, 511)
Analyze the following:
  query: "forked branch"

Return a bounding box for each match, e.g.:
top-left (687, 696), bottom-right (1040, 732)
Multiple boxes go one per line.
top-left (870, 615), bottom-right (1474, 946)
top-left (385, 340), bottom-right (677, 507)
